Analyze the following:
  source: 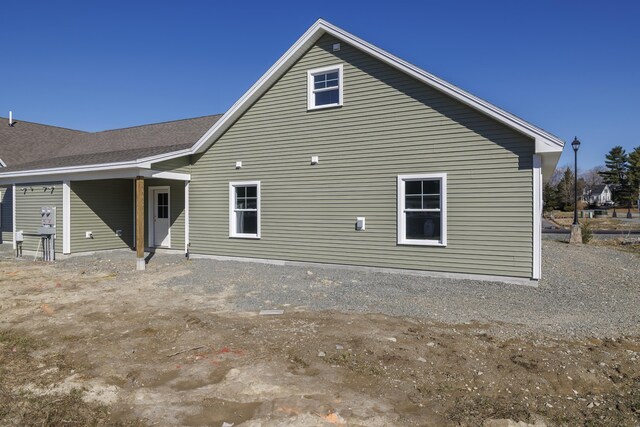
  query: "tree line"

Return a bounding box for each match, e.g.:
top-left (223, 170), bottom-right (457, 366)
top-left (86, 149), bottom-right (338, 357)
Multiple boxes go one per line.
top-left (544, 145), bottom-right (640, 211)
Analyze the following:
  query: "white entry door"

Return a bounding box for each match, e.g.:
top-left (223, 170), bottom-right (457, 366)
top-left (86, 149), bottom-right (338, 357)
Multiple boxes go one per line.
top-left (150, 187), bottom-right (171, 248)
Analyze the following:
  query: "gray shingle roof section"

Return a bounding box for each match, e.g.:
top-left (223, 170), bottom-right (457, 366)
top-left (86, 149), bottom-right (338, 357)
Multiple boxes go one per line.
top-left (0, 114), bottom-right (222, 172)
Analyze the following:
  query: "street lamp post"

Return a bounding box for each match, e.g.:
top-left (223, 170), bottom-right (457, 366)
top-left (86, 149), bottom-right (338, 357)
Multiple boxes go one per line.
top-left (569, 137), bottom-right (582, 244)
top-left (572, 137), bottom-right (581, 225)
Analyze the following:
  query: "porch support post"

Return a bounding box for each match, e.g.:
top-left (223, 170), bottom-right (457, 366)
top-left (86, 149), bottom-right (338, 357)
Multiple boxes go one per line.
top-left (135, 176), bottom-right (145, 271)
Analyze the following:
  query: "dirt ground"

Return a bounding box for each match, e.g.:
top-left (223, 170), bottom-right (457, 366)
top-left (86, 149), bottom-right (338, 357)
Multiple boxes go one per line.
top-left (1, 254), bottom-right (639, 426)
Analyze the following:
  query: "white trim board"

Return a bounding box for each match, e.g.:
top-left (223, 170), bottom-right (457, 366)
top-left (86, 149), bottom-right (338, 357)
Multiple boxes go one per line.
top-left (184, 181), bottom-right (189, 253)
top-left (12, 184), bottom-right (16, 250)
top-left (397, 173), bottom-right (447, 246)
top-left (62, 180), bottom-right (71, 254)
top-left (532, 155), bottom-right (542, 280)
top-left (189, 253), bottom-right (539, 287)
top-left (228, 181), bottom-right (261, 239)
top-left (0, 168), bottom-right (190, 186)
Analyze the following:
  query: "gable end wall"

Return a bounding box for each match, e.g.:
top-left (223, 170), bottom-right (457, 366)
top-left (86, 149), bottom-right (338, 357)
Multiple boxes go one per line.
top-left (189, 35), bottom-right (535, 278)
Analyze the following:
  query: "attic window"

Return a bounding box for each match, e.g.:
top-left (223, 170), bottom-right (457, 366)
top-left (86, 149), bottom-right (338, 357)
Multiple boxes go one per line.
top-left (307, 65), bottom-right (343, 110)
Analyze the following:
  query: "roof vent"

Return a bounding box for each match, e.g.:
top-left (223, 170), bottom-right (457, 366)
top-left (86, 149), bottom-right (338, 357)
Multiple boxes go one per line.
top-left (9, 111), bottom-right (15, 127)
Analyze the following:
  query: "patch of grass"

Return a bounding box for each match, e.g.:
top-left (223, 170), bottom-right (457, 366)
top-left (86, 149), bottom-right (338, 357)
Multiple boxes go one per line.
top-left (0, 330), bottom-right (40, 352)
top-left (0, 387), bottom-right (146, 427)
top-left (582, 220), bottom-right (593, 243)
top-left (0, 329), bottom-right (146, 427)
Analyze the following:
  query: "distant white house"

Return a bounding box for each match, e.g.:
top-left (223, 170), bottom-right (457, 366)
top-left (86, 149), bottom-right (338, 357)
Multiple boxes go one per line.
top-left (584, 184), bottom-right (612, 205)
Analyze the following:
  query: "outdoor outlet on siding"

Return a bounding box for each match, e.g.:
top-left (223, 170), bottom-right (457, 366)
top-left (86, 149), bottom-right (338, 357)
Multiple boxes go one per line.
top-left (356, 217), bottom-right (365, 231)
top-left (85, 231), bottom-right (93, 239)
top-left (311, 156), bottom-right (319, 165)
top-left (235, 161), bottom-right (242, 169)
top-left (115, 230), bottom-right (122, 237)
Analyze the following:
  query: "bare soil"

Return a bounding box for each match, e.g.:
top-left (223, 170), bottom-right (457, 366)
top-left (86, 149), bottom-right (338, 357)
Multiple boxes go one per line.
top-left (1, 257), bottom-right (639, 426)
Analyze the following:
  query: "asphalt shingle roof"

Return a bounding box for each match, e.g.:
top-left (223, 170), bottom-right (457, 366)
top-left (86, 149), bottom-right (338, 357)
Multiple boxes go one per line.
top-left (0, 114), bottom-right (222, 172)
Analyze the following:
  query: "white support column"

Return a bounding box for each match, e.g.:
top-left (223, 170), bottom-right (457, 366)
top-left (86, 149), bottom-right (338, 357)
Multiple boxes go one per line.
top-left (185, 181), bottom-right (190, 254)
top-left (132, 179), bottom-right (136, 249)
top-left (532, 155), bottom-right (542, 280)
top-left (12, 183), bottom-right (16, 250)
top-left (62, 180), bottom-right (71, 254)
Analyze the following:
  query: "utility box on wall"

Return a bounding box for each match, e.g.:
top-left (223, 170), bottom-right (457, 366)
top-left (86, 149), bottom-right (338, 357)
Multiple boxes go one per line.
top-left (39, 206), bottom-right (56, 235)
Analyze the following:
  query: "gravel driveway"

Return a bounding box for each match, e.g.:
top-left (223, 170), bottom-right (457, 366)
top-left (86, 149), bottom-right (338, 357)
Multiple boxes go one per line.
top-left (158, 239), bottom-right (639, 338)
top-left (13, 239), bottom-right (636, 338)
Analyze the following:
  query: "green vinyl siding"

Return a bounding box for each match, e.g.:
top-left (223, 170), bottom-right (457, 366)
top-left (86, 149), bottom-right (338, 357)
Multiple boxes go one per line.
top-left (14, 182), bottom-right (63, 254)
top-left (151, 157), bottom-right (191, 174)
top-left (144, 179), bottom-right (185, 251)
top-left (1, 186), bottom-right (13, 244)
top-left (70, 180), bottom-right (134, 253)
top-left (190, 34), bottom-right (535, 278)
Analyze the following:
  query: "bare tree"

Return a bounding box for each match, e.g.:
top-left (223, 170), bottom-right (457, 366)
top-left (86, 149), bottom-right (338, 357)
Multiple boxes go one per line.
top-left (549, 166), bottom-right (566, 187)
top-left (580, 166), bottom-right (605, 188)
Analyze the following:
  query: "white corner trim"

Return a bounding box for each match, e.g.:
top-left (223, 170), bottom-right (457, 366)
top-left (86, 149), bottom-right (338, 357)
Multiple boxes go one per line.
top-left (62, 180), bottom-right (71, 254)
top-left (397, 173), bottom-right (447, 246)
top-left (12, 184), bottom-right (16, 250)
top-left (307, 64), bottom-right (344, 110)
top-left (229, 181), bottom-right (261, 239)
top-left (185, 181), bottom-right (189, 253)
top-left (532, 155), bottom-right (542, 280)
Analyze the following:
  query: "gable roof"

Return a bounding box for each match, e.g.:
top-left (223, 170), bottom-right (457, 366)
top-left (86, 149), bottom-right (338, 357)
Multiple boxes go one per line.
top-left (190, 19), bottom-right (564, 155)
top-left (587, 184), bottom-right (609, 194)
top-left (186, 19), bottom-right (563, 180)
top-left (0, 115), bottom-right (222, 173)
top-left (0, 19), bottom-right (564, 180)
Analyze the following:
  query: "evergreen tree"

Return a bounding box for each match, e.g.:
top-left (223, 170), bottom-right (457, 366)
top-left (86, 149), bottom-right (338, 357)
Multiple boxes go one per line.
top-left (557, 167), bottom-right (575, 210)
top-left (628, 146), bottom-right (640, 204)
top-left (599, 146), bottom-right (629, 205)
top-left (543, 182), bottom-right (559, 211)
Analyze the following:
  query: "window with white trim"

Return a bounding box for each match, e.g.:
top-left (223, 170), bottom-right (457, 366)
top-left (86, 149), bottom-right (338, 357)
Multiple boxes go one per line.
top-left (229, 181), bottom-right (260, 238)
top-left (397, 174), bottom-right (447, 246)
top-left (307, 64), bottom-right (343, 110)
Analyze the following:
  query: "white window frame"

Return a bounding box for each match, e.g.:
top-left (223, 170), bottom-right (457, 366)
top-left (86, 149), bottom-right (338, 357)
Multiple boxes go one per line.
top-left (397, 173), bottom-right (447, 246)
top-left (307, 64), bottom-right (343, 110)
top-left (229, 181), bottom-right (261, 239)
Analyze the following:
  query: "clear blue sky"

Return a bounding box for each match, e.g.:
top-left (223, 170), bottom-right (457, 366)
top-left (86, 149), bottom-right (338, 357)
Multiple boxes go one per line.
top-left (1, 0), bottom-right (638, 170)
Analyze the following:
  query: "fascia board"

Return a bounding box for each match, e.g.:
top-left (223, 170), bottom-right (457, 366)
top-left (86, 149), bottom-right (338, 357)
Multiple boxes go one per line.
top-left (0, 148), bottom-right (192, 181)
top-left (0, 168), bottom-right (190, 186)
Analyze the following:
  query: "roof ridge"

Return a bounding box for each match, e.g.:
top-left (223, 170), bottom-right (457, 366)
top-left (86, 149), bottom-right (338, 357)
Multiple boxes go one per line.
top-left (90, 114), bottom-right (224, 134)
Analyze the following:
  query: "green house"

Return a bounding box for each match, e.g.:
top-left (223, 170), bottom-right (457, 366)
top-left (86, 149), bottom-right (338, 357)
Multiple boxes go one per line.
top-left (0, 20), bottom-right (564, 284)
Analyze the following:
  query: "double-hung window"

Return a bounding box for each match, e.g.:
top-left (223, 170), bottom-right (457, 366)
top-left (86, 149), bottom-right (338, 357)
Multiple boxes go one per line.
top-left (229, 181), bottom-right (260, 239)
top-left (397, 174), bottom-right (447, 246)
top-left (307, 64), bottom-right (343, 110)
